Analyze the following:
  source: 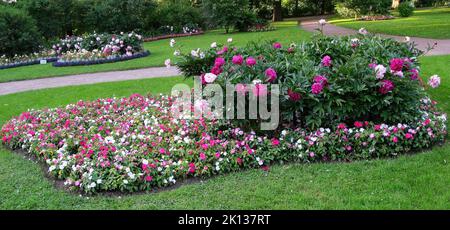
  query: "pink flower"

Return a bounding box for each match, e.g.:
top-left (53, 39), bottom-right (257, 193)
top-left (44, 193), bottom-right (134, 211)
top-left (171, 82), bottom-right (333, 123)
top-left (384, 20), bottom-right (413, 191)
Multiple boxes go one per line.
top-left (203, 73), bottom-right (217, 83)
top-left (405, 133), bottom-right (413, 139)
top-left (211, 65), bottom-right (222, 75)
top-left (369, 63), bottom-right (377, 69)
top-left (309, 152), bottom-right (315, 158)
top-left (410, 68), bottom-right (419, 80)
top-left (338, 123), bottom-right (347, 130)
top-left (287, 89), bottom-right (301, 101)
top-left (392, 136), bottom-right (398, 143)
top-left (428, 75), bottom-right (440, 88)
top-left (246, 57), bottom-right (256, 66)
top-left (287, 47), bottom-right (295, 53)
top-left (390, 58), bottom-right (404, 72)
top-left (199, 152), bottom-right (206, 161)
top-left (273, 42), bottom-right (282, 49)
top-left (232, 55), bottom-right (243, 65)
top-left (271, 138), bottom-right (280, 146)
top-left (236, 157), bottom-right (243, 165)
top-left (379, 80), bottom-right (395, 94)
top-left (252, 84), bottom-right (267, 97)
top-left (314, 75), bottom-right (328, 86)
top-left (159, 148), bottom-right (166, 154)
top-left (321, 55), bottom-right (332, 67)
top-left (145, 175), bottom-right (153, 182)
top-left (311, 83), bottom-right (324, 94)
top-left (235, 84), bottom-right (247, 95)
top-left (354, 121), bottom-right (363, 128)
top-left (188, 162), bottom-right (196, 173)
top-left (214, 57), bottom-right (225, 67)
top-left (265, 68), bottom-right (277, 83)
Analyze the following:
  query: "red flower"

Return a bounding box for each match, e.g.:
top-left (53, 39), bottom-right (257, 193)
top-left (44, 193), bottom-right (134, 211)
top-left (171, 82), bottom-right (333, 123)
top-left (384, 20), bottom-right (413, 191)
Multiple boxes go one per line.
top-left (287, 89), bottom-right (301, 101)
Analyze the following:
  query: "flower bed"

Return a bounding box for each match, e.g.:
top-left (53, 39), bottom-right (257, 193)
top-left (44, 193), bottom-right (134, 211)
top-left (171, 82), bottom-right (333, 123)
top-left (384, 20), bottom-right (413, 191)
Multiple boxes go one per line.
top-left (0, 50), bottom-right (57, 70)
top-left (143, 31), bottom-right (204, 42)
top-left (52, 50), bottom-right (150, 67)
top-left (0, 94), bottom-right (446, 193)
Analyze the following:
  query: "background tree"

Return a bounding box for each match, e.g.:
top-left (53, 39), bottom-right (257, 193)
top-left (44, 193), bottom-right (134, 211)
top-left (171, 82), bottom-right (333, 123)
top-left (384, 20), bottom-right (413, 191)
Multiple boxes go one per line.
top-left (202, 0), bottom-right (253, 33)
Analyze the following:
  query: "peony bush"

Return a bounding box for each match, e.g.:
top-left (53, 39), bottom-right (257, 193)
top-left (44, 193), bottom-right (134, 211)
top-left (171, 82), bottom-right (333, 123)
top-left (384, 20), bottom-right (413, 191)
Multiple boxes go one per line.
top-left (177, 34), bottom-right (429, 130)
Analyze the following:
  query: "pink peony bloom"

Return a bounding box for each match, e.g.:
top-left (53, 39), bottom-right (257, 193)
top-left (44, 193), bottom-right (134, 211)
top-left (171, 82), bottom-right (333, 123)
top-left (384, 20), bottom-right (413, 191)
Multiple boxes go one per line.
top-left (246, 57), bottom-right (257, 66)
top-left (375, 64), bottom-right (386, 79)
top-left (252, 84), bottom-right (267, 97)
top-left (428, 75), bottom-right (440, 88)
top-left (379, 80), bottom-right (395, 94)
top-left (232, 55), bottom-right (243, 65)
top-left (311, 83), bottom-right (324, 94)
top-left (235, 84), bottom-right (247, 95)
top-left (287, 89), bottom-right (301, 101)
top-left (410, 68), bottom-right (419, 80)
top-left (273, 42), bottom-right (282, 49)
top-left (265, 68), bottom-right (277, 83)
top-left (405, 133), bottom-right (413, 139)
top-left (211, 65), bottom-right (222, 75)
top-left (203, 73), bottom-right (217, 83)
top-left (321, 55), bottom-right (332, 67)
top-left (314, 75), bottom-right (328, 86)
top-left (271, 138), bottom-right (280, 146)
top-left (390, 58), bottom-right (404, 72)
top-left (214, 57), bottom-right (225, 67)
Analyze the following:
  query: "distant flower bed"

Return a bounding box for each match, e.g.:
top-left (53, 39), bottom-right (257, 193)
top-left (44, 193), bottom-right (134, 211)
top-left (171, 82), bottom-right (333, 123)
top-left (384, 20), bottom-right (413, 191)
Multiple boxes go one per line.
top-left (0, 50), bottom-right (57, 70)
top-left (358, 15), bottom-right (395, 21)
top-left (0, 94), bottom-right (446, 193)
top-left (143, 31), bottom-right (204, 42)
top-left (53, 50), bottom-right (150, 67)
top-left (248, 24), bottom-right (276, 32)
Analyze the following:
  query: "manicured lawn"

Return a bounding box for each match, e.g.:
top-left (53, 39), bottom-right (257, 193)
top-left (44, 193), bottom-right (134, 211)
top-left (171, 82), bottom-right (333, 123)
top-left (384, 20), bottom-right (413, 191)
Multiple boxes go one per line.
top-left (330, 7), bottom-right (450, 39)
top-left (0, 54), bottom-right (448, 210)
top-left (0, 22), bottom-right (310, 83)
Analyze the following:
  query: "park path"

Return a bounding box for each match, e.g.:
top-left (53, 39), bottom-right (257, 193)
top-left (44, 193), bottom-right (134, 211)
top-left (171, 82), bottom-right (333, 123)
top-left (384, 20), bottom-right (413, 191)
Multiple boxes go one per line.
top-left (299, 16), bottom-right (450, 56)
top-left (0, 66), bottom-right (181, 96)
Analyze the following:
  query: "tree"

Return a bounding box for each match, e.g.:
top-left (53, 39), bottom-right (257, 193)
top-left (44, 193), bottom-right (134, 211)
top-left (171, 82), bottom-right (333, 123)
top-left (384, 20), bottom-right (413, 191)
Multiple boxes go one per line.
top-left (202, 0), bottom-right (252, 33)
top-left (272, 0), bottom-right (283, 21)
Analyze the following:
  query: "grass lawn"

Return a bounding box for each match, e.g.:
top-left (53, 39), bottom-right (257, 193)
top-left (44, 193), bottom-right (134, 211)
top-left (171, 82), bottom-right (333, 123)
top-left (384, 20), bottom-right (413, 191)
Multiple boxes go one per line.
top-left (0, 21), bottom-right (310, 83)
top-left (0, 54), bottom-right (448, 210)
top-left (330, 7), bottom-right (450, 39)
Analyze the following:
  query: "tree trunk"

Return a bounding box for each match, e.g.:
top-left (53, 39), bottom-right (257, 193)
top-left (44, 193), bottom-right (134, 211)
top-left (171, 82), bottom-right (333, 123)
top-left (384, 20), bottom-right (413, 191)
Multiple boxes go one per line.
top-left (272, 0), bottom-right (283, 22)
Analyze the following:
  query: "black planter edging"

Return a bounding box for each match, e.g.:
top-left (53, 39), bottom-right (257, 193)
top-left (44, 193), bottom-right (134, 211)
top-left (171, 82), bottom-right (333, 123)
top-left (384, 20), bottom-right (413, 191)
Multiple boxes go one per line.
top-left (52, 50), bottom-right (151, 67)
top-left (0, 57), bottom-right (57, 70)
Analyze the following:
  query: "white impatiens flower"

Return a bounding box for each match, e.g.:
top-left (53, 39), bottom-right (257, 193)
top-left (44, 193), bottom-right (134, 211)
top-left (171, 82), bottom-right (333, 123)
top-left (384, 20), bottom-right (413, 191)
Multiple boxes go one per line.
top-left (227, 38), bottom-right (233, 43)
top-left (374, 64), bottom-right (386, 79)
top-left (164, 59), bottom-right (171, 68)
top-left (203, 73), bottom-right (217, 83)
top-left (210, 42), bottom-right (217, 48)
top-left (318, 19), bottom-right (327, 25)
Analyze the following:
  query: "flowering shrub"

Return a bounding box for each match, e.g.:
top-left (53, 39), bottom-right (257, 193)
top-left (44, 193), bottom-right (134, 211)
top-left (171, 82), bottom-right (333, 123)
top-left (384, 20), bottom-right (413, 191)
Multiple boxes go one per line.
top-left (0, 50), bottom-right (56, 69)
top-left (0, 94), bottom-right (446, 193)
top-left (176, 34), bottom-right (431, 130)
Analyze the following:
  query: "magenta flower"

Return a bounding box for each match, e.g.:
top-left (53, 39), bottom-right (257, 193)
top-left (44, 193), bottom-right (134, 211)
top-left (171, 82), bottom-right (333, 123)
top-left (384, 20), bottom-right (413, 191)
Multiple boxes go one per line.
top-left (214, 57), bottom-right (225, 67)
top-left (314, 75), bottom-right (328, 86)
top-left (379, 80), bottom-right (395, 94)
top-left (321, 55), bottom-right (332, 67)
top-left (390, 58), bottom-right (404, 72)
top-left (252, 84), bottom-right (267, 97)
top-left (271, 138), bottom-right (280, 146)
top-left (287, 89), bottom-right (301, 101)
top-left (410, 68), bottom-right (419, 80)
top-left (211, 65), bottom-right (222, 75)
top-left (428, 75), bottom-right (440, 88)
top-left (246, 57), bottom-right (256, 66)
top-left (145, 176), bottom-right (153, 182)
top-left (265, 68), bottom-right (277, 83)
top-left (232, 55), bottom-right (243, 65)
top-left (273, 42), bottom-right (282, 49)
top-left (311, 83), bottom-right (324, 94)
top-left (199, 152), bottom-right (206, 161)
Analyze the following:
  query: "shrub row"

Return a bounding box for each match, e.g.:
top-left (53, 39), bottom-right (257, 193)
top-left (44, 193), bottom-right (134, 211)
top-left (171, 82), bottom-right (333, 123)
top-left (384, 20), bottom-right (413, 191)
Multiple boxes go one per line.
top-left (53, 51), bottom-right (150, 67)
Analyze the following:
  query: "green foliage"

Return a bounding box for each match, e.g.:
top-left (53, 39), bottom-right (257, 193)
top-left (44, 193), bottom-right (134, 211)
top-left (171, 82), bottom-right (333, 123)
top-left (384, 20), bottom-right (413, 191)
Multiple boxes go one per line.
top-left (335, 0), bottom-right (392, 17)
top-left (0, 6), bottom-right (42, 57)
top-left (398, 2), bottom-right (415, 17)
top-left (202, 0), bottom-right (255, 33)
top-left (155, 0), bottom-right (204, 32)
top-left (85, 0), bottom-right (157, 34)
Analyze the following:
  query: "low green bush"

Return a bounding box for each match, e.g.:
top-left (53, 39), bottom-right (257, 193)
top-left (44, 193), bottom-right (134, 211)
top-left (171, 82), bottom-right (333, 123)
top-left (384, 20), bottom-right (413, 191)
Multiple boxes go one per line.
top-left (0, 6), bottom-right (42, 57)
top-left (398, 2), bottom-right (415, 17)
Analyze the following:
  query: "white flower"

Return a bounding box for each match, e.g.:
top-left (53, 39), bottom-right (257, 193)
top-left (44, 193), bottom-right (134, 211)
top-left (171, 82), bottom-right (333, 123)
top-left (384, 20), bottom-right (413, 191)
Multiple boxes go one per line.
top-left (227, 38), bottom-right (233, 43)
top-left (375, 65), bottom-right (386, 79)
top-left (142, 159), bottom-right (148, 165)
top-left (173, 50), bottom-right (180, 56)
top-left (210, 42), bottom-right (217, 48)
top-left (164, 59), bottom-right (171, 68)
top-left (203, 73), bottom-right (217, 83)
top-left (169, 39), bottom-right (176, 47)
top-left (358, 28), bottom-right (368, 35)
top-left (351, 38), bottom-right (359, 43)
top-left (318, 19), bottom-right (327, 25)
top-left (404, 36), bottom-right (410, 42)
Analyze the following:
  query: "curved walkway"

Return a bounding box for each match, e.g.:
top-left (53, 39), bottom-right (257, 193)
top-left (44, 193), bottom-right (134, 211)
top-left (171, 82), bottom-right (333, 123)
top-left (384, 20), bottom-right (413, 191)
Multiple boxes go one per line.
top-left (0, 66), bottom-right (181, 96)
top-left (300, 18), bottom-right (450, 56)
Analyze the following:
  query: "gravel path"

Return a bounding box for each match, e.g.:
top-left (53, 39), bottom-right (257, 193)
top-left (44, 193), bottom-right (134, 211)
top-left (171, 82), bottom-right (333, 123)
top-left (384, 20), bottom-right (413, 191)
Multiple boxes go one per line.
top-left (0, 66), bottom-right (181, 96)
top-left (300, 17), bottom-right (450, 56)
